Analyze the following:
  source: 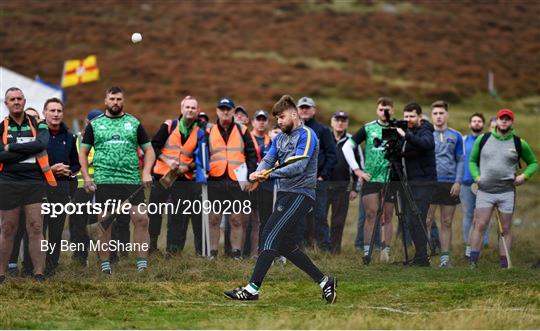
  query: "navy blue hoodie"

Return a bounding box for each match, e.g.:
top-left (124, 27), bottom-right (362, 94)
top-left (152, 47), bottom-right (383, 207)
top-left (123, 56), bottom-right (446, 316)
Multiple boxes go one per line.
top-left (304, 118), bottom-right (336, 180)
top-left (402, 120), bottom-right (437, 182)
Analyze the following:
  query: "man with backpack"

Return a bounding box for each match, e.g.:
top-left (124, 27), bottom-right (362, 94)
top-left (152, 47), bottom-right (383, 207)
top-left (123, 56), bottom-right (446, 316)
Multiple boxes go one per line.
top-left (468, 109), bottom-right (538, 268)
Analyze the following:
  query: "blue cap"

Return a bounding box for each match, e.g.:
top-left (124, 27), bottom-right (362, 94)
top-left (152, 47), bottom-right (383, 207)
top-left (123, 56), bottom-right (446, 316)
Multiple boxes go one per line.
top-left (217, 98), bottom-right (235, 109)
top-left (87, 110), bottom-right (103, 121)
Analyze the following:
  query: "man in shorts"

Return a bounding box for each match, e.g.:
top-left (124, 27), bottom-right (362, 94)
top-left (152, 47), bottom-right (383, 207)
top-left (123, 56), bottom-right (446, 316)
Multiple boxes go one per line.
top-left (342, 97), bottom-right (396, 263)
top-left (468, 109), bottom-right (538, 268)
top-left (0, 87), bottom-right (55, 282)
top-left (79, 86), bottom-right (155, 274)
top-left (426, 100), bottom-right (463, 267)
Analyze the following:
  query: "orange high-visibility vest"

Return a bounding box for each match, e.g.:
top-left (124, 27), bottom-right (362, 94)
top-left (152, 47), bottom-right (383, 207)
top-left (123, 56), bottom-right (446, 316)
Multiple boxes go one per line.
top-left (153, 119), bottom-right (199, 180)
top-left (208, 123), bottom-right (246, 180)
top-left (0, 117), bottom-right (57, 187)
top-left (250, 131), bottom-right (271, 163)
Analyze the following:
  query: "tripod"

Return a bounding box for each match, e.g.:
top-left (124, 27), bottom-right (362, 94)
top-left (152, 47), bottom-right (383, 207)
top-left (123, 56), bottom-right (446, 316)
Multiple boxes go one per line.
top-left (362, 159), bottom-right (434, 265)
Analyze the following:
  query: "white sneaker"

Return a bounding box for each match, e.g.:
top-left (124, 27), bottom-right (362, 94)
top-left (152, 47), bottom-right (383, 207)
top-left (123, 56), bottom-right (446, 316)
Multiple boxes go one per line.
top-left (380, 249), bottom-right (390, 263)
top-left (439, 260), bottom-right (450, 268)
top-left (274, 256), bottom-right (287, 265)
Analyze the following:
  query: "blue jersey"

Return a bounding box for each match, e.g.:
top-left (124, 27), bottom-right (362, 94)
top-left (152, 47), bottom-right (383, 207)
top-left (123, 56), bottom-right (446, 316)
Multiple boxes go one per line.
top-left (461, 134), bottom-right (480, 185)
top-left (257, 125), bottom-right (318, 200)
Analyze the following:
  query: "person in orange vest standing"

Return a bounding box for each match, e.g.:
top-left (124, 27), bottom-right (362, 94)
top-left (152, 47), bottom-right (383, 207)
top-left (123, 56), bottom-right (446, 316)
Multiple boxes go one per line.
top-left (148, 96), bottom-right (207, 256)
top-left (207, 98), bottom-right (258, 260)
top-left (0, 87), bottom-right (57, 283)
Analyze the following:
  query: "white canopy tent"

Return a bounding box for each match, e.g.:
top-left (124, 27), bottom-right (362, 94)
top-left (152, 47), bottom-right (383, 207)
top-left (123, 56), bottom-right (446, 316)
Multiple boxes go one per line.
top-left (0, 66), bottom-right (63, 119)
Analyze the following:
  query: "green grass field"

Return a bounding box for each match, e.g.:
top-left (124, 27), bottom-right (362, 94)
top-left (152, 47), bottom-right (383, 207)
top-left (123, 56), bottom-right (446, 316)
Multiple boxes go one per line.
top-left (1, 95), bottom-right (538, 329)
top-left (1, 194), bottom-right (539, 329)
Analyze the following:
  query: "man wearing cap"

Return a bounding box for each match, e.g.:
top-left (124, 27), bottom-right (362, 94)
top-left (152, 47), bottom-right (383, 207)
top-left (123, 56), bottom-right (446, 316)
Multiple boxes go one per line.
top-left (207, 98), bottom-right (257, 259)
top-left (198, 112), bottom-right (212, 130)
top-left (69, 110), bottom-right (102, 267)
top-left (468, 109), bottom-right (538, 268)
top-left (297, 96), bottom-right (337, 252)
top-left (244, 110), bottom-right (272, 258)
top-left (327, 111), bottom-right (359, 254)
top-left (234, 106), bottom-right (250, 126)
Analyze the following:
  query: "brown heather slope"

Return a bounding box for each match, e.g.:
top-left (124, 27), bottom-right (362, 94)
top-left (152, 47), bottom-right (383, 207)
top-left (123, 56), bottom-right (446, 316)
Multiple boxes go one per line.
top-left (1, 0), bottom-right (539, 131)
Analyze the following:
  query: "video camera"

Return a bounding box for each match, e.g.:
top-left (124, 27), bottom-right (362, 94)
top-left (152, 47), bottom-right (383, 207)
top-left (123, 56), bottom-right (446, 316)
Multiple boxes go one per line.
top-left (373, 109), bottom-right (408, 162)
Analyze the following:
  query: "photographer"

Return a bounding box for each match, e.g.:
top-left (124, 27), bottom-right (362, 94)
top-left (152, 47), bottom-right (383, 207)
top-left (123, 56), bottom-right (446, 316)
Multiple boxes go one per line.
top-left (395, 102), bottom-right (436, 266)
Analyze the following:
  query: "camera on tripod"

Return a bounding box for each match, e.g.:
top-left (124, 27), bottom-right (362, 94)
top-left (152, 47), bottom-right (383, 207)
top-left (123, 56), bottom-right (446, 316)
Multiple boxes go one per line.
top-left (373, 109), bottom-right (408, 162)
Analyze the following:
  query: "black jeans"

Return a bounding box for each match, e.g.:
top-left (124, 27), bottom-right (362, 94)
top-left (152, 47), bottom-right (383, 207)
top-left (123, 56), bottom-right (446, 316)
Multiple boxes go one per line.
top-left (69, 188), bottom-right (97, 261)
top-left (402, 183), bottom-right (433, 262)
top-left (327, 186), bottom-right (350, 254)
top-left (302, 180), bottom-right (330, 250)
top-left (251, 192), bottom-right (324, 285)
top-left (172, 183), bottom-right (202, 254)
top-left (148, 178), bottom-right (201, 253)
top-left (43, 189), bottom-right (70, 271)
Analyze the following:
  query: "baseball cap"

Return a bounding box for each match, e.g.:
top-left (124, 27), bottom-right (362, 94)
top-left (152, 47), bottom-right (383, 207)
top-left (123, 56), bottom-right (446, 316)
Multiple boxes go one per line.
top-left (198, 112), bottom-right (209, 121)
top-left (217, 98), bottom-right (235, 109)
top-left (298, 96), bottom-right (316, 108)
top-left (332, 110), bottom-right (348, 120)
top-left (496, 108), bottom-right (514, 120)
top-left (235, 105), bottom-right (248, 116)
top-left (87, 110), bottom-right (103, 121)
top-left (254, 110), bottom-right (269, 119)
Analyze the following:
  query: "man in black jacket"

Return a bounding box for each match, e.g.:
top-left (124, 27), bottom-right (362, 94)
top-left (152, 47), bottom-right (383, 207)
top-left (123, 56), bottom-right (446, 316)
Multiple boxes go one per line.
top-left (327, 111), bottom-right (359, 254)
top-left (42, 98), bottom-right (80, 276)
top-left (297, 97), bottom-right (337, 251)
top-left (395, 102), bottom-right (436, 266)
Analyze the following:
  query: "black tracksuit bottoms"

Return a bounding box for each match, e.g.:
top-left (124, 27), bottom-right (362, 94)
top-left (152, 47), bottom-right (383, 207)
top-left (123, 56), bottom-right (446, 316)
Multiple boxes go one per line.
top-left (250, 192), bottom-right (325, 286)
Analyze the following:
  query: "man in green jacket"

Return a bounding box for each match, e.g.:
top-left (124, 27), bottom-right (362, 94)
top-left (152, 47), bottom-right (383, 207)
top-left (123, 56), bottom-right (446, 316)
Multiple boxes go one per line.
top-left (468, 109), bottom-right (538, 268)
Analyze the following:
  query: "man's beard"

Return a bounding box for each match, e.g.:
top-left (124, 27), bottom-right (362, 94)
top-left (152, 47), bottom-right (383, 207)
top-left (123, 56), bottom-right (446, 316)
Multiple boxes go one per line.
top-left (498, 127), bottom-right (510, 134)
top-left (280, 122), bottom-right (294, 134)
top-left (471, 127), bottom-right (483, 134)
top-left (107, 105), bottom-right (123, 116)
